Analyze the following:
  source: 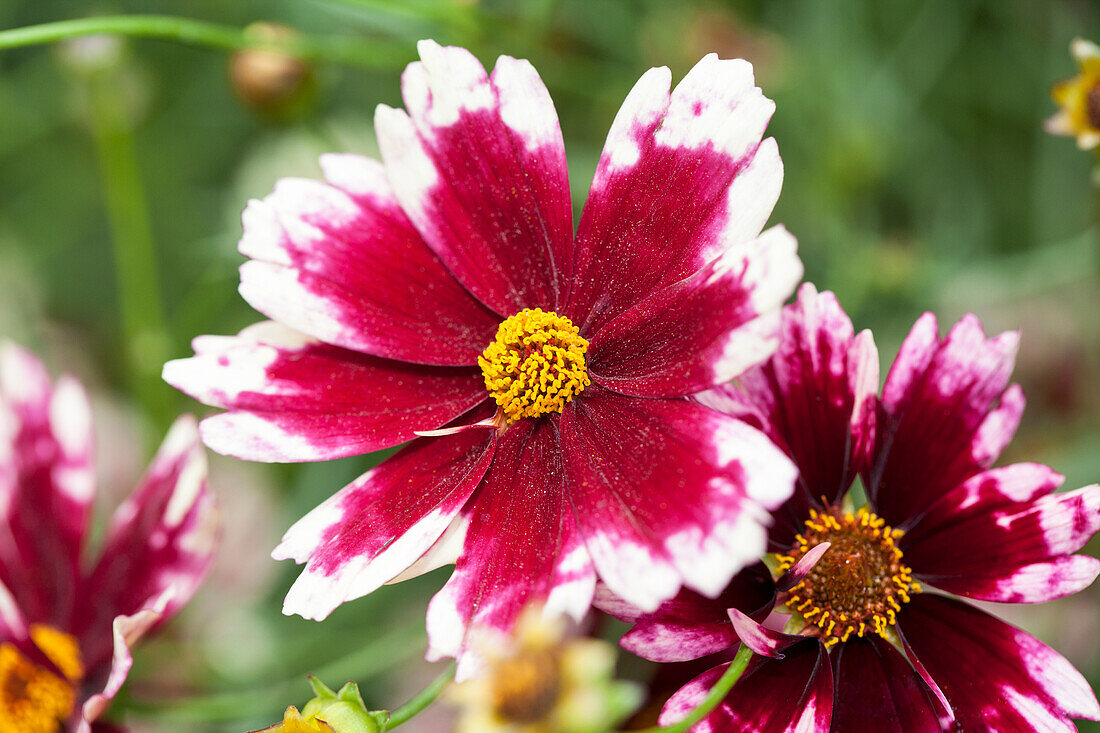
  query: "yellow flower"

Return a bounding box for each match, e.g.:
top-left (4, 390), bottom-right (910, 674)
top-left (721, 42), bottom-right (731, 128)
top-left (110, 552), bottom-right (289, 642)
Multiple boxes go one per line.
top-left (1046, 38), bottom-right (1100, 150)
top-left (449, 609), bottom-right (641, 733)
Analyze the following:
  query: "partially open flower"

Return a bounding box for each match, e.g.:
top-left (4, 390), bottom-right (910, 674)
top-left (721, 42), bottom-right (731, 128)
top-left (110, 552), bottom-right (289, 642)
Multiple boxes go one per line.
top-left (600, 285), bottom-right (1100, 730)
top-left (0, 343), bottom-right (218, 732)
top-left (448, 609), bottom-right (641, 733)
top-left (1046, 38), bottom-right (1100, 150)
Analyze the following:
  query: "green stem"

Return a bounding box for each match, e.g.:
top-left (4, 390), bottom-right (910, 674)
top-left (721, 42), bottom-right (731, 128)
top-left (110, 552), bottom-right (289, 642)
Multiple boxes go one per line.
top-left (636, 644), bottom-right (754, 733)
top-left (0, 15), bottom-right (411, 69)
top-left (84, 65), bottom-right (172, 429)
top-left (384, 665), bottom-right (455, 730)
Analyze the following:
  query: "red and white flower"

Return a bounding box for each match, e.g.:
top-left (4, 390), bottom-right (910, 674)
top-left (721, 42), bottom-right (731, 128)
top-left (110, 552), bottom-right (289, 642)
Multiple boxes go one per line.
top-left (164, 41), bottom-right (803, 675)
top-left (602, 284), bottom-right (1100, 731)
top-left (0, 343), bottom-right (218, 733)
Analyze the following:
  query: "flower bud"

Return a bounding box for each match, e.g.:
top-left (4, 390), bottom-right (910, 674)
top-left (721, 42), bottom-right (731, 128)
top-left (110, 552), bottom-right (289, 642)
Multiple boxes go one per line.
top-left (229, 23), bottom-right (316, 121)
top-left (251, 678), bottom-right (385, 733)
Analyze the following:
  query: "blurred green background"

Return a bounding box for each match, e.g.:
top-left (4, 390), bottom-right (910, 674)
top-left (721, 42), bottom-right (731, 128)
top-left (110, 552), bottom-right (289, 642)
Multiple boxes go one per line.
top-left (1, 0), bottom-right (1098, 730)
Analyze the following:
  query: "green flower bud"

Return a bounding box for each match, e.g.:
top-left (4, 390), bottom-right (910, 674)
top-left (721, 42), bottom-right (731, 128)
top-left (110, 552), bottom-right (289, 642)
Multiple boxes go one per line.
top-left (250, 678), bottom-right (387, 733)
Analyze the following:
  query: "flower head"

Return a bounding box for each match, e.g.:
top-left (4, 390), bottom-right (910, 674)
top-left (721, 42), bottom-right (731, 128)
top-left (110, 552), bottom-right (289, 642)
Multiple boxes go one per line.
top-left (1046, 38), bottom-right (1100, 150)
top-left (0, 343), bottom-right (218, 732)
top-left (448, 608), bottom-right (640, 733)
top-left (165, 41), bottom-right (803, 674)
top-left (601, 284), bottom-right (1100, 730)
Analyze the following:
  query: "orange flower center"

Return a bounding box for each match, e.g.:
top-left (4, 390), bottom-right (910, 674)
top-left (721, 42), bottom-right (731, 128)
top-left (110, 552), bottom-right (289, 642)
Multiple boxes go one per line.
top-left (0, 625), bottom-right (84, 733)
top-left (776, 508), bottom-right (920, 648)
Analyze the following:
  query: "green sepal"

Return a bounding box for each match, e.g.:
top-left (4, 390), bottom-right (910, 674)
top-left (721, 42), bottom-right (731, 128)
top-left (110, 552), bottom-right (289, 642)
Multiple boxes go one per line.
top-left (300, 677), bottom-right (385, 733)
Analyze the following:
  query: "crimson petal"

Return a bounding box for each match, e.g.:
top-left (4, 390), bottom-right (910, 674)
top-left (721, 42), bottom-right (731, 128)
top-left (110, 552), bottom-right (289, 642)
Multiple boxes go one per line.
top-left (237, 154), bottom-right (499, 366)
top-left (869, 313), bottom-right (1022, 527)
top-left (277, 427), bottom-right (496, 622)
top-left (163, 322), bottom-right (486, 461)
top-left (588, 225), bottom-right (800, 397)
top-left (898, 593), bottom-right (1100, 731)
top-left (75, 416), bottom-right (217, 672)
top-left (901, 469), bottom-right (1100, 603)
top-left (700, 284), bottom-right (878, 547)
top-left (425, 418), bottom-right (595, 678)
top-left (0, 343), bottom-right (95, 627)
top-left (568, 54), bottom-right (783, 335)
top-left (830, 636), bottom-right (941, 732)
top-left (376, 41), bottom-right (573, 315)
top-left (727, 608), bottom-right (804, 658)
top-left (561, 387), bottom-right (796, 612)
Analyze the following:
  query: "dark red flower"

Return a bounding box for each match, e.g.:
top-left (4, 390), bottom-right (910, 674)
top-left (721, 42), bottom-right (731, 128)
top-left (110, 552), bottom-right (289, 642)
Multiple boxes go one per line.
top-left (602, 284), bottom-right (1100, 731)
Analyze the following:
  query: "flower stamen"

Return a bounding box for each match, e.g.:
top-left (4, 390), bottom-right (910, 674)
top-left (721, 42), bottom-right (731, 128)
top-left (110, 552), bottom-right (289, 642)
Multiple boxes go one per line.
top-left (479, 309), bottom-right (590, 424)
top-left (776, 508), bottom-right (920, 648)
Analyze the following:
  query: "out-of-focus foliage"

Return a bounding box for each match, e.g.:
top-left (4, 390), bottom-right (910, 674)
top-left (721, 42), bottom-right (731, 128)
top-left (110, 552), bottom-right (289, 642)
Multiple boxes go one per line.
top-left (0, 1), bottom-right (1097, 730)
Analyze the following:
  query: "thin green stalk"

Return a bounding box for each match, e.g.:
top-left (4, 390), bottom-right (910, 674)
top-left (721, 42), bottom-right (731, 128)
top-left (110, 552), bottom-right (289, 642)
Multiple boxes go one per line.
top-left (636, 644), bottom-right (754, 733)
top-left (0, 15), bottom-right (412, 69)
top-left (84, 66), bottom-right (172, 429)
top-left (384, 665), bottom-right (455, 730)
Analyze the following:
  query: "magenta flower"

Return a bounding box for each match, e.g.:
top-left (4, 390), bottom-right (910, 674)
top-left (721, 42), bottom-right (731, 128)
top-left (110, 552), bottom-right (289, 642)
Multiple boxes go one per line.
top-left (601, 284), bottom-right (1100, 731)
top-left (164, 41), bottom-right (803, 674)
top-left (0, 343), bottom-right (218, 733)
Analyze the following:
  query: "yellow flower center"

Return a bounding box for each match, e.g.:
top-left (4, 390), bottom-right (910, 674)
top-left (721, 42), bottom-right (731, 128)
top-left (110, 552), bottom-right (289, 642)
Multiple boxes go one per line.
top-left (776, 508), bottom-right (920, 648)
top-left (490, 648), bottom-right (562, 724)
top-left (0, 625), bottom-right (84, 733)
top-left (479, 309), bottom-right (590, 424)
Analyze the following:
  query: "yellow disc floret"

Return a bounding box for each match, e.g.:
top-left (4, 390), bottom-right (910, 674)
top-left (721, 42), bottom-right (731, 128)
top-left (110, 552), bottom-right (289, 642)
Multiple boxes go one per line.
top-left (479, 309), bottom-right (590, 423)
top-left (0, 625), bottom-right (84, 733)
top-left (776, 508), bottom-right (920, 648)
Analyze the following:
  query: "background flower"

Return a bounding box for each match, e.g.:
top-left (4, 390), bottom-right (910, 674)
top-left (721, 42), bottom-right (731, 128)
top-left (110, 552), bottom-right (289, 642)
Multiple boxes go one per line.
top-left (0, 343), bottom-right (218, 732)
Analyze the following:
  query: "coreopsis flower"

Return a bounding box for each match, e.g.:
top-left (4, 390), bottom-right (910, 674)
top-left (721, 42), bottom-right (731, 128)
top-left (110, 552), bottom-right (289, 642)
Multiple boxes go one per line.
top-left (448, 608), bottom-right (641, 733)
top-left (599, 284), bottom-right (1100, 731)
top-left (1046, 38), bottom-right (1100, 150)
top-left (0, 343), bottom-right (218, 733)
top-left (164, 41), bottom-right (802, 673)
